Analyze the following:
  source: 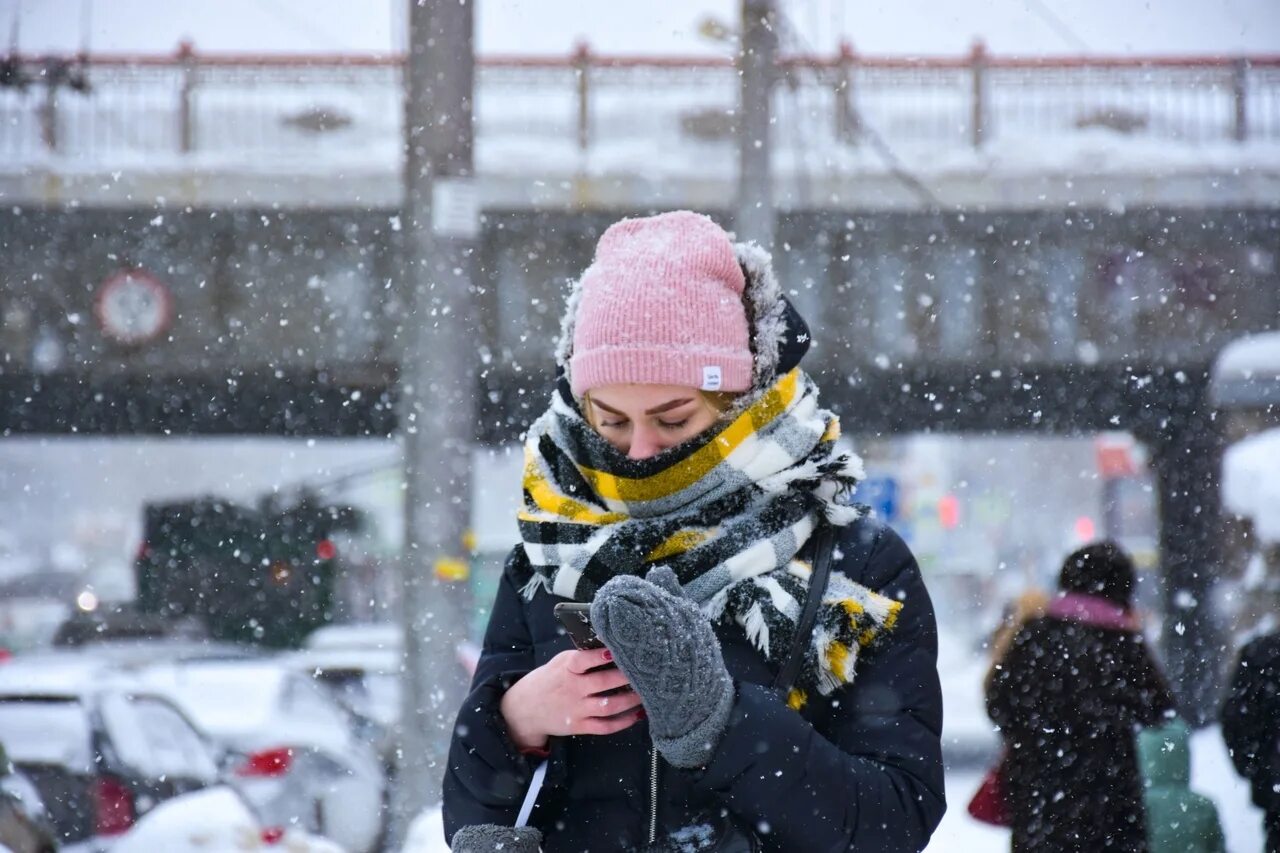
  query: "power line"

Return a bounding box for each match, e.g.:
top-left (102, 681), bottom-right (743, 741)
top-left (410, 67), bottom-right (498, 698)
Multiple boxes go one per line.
top-left (1024, 0), bottom-right (1093, 53)
top-left (776, 1), bottom-right (945, 211)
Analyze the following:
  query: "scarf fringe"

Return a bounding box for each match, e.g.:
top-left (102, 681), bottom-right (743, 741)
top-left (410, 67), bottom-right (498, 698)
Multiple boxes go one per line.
top-left (743, 601), bottom-right (771, 658)
top-left (519, 572), bottom-right (551, 602)
top-left (807, 583), bottom-right (903, 700)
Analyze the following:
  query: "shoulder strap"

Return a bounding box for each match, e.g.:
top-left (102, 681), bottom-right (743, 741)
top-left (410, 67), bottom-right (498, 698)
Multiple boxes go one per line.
top-left (773, 522), bottom-right (837, 692)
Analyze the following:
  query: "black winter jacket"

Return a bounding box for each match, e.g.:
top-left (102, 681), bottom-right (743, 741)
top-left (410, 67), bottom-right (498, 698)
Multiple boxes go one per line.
top-left (442, 519), bottom-right (945, 852)
top-left (1222, 630), bottom-right (1280, 819)
top-left (986, 614), bottom-right (1176, 853)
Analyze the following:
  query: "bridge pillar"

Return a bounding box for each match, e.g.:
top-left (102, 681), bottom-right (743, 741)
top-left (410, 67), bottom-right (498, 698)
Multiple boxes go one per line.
top-left (1145, 399), bottom-right (1228, 725)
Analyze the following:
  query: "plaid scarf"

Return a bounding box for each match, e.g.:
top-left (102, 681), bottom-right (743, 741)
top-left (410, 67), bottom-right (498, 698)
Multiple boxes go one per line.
top-left (518, 368), bottom-right (902, 707)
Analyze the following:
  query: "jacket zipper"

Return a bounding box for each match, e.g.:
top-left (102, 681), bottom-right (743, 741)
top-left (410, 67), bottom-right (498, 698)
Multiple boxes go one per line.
top-left (648, 744), bottom-right (660, 844)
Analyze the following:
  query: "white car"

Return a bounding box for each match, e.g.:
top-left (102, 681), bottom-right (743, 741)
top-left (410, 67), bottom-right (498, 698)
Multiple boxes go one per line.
top-left (283, 646), bottom-right (400, 772)
top-left (133, 659), bottom-right (386, 853)
top-left (0, 654), bottom-right (223, 853)
top-left (295, 624), bottom-right (405, 767)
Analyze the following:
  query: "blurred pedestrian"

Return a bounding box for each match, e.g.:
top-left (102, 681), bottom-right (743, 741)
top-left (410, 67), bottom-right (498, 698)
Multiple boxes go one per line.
top-left (441, 211), bottom-right (945, 851)
top-left (1136, 718), bottom-right (1225, 853)
top-left (986, 541), bottom-right (1177, 852)
top-left (983, 587), bottom-right (1049, 693)
top-left (1221, 628), bottom-right (1280, 853)
top-left (965, 587), bottom-right (1049, 828)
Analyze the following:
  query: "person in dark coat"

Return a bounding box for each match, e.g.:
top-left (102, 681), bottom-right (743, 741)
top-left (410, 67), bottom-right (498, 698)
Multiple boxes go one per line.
top-left (1221, 628), bottom-right (1280, 853)
top-left (986, 541), bottom-right (1177, 852)
top-left (442, 211), bottom-right (945, 852)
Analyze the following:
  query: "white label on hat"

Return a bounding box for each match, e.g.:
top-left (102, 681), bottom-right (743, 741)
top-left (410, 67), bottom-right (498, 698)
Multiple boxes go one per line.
top-left (701, 365), bottom-right (723, 391)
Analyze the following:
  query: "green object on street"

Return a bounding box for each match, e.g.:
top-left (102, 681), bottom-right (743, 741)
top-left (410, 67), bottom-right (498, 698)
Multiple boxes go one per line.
top-left (1137, 718), bottom-right (1226, 853)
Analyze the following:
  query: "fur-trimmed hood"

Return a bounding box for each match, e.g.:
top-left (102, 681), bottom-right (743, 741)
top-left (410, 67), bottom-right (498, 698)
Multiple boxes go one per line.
top-left (555, 235), bottom-right (812, 400)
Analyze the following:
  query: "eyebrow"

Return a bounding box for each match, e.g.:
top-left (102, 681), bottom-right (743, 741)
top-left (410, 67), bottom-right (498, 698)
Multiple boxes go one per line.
top-left (591, 397), bottom-right (695, 416)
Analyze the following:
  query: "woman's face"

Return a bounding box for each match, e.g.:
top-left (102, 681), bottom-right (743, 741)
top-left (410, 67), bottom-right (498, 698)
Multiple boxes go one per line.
top-left (586, 383), bottom-right (721, 460)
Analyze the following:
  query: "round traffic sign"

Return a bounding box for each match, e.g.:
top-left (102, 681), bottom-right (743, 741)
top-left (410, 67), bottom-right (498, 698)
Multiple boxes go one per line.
top-left (95, 269), bottom-right (173, 346)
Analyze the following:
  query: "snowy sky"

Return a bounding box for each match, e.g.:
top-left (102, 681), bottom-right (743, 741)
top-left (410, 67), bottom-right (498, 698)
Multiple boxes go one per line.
top-left (6, 0), bottom-right (1279, 58)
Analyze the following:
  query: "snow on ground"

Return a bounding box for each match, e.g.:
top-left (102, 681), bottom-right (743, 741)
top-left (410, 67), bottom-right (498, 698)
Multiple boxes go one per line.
top-left (402, 808), bottom-right (449, 853)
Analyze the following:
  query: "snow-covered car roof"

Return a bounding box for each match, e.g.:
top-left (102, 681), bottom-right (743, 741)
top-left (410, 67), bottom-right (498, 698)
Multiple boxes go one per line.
top-left (285, 646), bottom-right (399, 676)
top-left (303, 623), bottom-right (400, 653)
top-left (133, 659), bottom-right (361, 755)
top-left (62, 638), bottom-right (260, 666)
top-left (133, 660), bottom-right (292, 731)
top-left (0, 652), bottom-right (132, 699)
top-left (0, 641), bottom-right (261, 700)
top-left (1211, 331), bottom-right (1280, 407)
top-left (1223, 428), bottom-right (1280, 543)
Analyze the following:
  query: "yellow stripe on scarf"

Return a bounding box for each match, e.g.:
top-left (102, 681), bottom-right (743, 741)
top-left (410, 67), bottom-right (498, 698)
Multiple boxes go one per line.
top-left (883, 600), bottom-right (903, 632)
top-left (825, 640), bottom-right (851, 677)
top-left (645, 528), bottom-right (712, 563)
top-left (578, 370), bottom-right (803, 504)
top-left (521, 457), bottom-right (628, 526)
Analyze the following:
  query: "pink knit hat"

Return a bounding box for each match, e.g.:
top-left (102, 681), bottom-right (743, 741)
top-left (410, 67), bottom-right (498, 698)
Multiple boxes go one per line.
top-left (569, 211), bottom-right (752, 396)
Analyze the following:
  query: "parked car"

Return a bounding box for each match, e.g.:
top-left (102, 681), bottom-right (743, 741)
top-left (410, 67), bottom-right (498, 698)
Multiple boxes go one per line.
top-left (0, 744), bottom-right (57, 853)
top-left (134, 659), bottom-right (386, 853)
top-left (56, 638), bottom-right (259, 668)
top-left (0, 655), bottom-right (221, 852)
top-left (289, 627), bottom-right (400, 763)
top-left (284, 646), bottom-right (398, 774)
top-left (51, 604), bottom-right (207, 648)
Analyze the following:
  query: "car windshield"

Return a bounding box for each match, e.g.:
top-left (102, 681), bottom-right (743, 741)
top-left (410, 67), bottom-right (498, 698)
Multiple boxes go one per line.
top-left (0, 699), bottom-right (93, 770)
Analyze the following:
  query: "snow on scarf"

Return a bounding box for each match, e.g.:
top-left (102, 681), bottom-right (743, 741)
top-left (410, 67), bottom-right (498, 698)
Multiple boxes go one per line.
top-left (518, 367), bottom-right (902, 708)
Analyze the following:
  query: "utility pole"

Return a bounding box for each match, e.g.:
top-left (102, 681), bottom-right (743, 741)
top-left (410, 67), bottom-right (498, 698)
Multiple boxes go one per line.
top-left (737, 0), bottom-right (777, 247)
top-left (395, 0), bottom-right (477, 834)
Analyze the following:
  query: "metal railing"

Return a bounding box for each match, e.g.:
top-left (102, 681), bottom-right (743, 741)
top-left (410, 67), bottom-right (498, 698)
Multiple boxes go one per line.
top-left (2, 42), bottom-right (1277, 166)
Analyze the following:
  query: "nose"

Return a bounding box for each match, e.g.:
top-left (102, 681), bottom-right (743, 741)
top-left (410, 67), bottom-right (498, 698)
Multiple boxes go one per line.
top-left (627, 424), bottom-right (662, 460)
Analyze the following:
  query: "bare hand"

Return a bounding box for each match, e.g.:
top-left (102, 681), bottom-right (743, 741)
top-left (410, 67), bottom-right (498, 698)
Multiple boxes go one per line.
top-left (500, 648), bottom-right (643, 751)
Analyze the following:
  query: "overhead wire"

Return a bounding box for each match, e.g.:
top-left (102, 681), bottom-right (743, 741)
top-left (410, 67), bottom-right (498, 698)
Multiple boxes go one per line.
top-left (777, 0), bottom-right (945, 211)
top-left (1023, 0), bottom-right (1093, 53)
top-left (773, 8), bottom-right (817, 211)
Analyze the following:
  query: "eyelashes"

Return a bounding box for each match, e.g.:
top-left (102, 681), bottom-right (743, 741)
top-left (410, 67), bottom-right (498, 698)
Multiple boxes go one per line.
top-left (599, 419), bottom-right (690, 431)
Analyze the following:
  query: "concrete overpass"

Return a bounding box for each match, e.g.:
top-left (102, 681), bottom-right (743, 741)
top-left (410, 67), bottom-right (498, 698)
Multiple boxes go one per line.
top-left (2, 49), bottom-right (1278, 719)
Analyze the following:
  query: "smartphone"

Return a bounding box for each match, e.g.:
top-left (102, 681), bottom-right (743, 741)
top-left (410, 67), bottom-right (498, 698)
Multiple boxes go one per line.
top-left (553, 602), bottom-right (604, 650)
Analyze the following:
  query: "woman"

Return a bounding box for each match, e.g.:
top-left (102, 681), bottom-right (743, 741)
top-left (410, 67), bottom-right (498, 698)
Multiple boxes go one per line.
top-left (986, 542), bottom-right (1177, 852)
top-left (443, 211), bottom-right (945, 852)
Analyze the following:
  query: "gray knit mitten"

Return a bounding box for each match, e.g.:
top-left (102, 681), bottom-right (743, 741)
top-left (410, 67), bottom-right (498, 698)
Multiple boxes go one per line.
top-left (590, 567), bottom-right (734, 769)
top-left (450, 824), bottom-right (542, 852)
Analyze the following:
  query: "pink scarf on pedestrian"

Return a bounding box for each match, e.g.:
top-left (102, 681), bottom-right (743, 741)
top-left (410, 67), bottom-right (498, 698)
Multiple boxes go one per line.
top-left (1047, 592), bottom-right (1139, 632)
